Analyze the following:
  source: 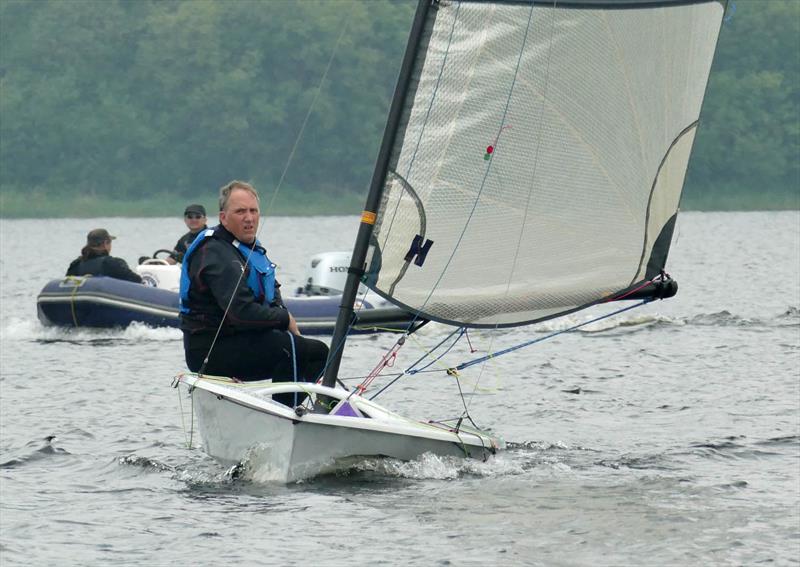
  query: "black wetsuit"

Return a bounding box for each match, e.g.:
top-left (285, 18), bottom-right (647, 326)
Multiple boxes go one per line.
top-left (180, 224), bottom-right (328, 406)
top-left (170, 226), bottom-right (207, 263)
top-left (66, 252), bottom-right (143, 283)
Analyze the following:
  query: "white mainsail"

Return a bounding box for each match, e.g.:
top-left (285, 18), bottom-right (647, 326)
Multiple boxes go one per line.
top-left (366, 0), bottom-right (725, 327)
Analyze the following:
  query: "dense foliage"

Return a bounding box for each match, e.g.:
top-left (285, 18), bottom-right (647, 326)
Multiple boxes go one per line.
top-left (685, 0), bottom-right (799, 209)
top-left (0, 0), bottom-right (797, 217)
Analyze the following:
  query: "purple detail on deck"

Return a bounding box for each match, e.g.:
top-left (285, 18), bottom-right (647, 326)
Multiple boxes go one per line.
top-left (333, 401), bottom-right (362, 418)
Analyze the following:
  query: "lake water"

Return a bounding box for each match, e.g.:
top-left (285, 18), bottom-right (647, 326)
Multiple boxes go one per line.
top-left (1, 212), bottom-right (798, 566)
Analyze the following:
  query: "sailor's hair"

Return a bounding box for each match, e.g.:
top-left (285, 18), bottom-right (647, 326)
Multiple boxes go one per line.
top-left (219, 180), bottom-right (259, 211)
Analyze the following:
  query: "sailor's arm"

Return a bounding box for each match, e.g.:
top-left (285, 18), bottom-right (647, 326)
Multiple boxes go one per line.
top-left (66, 258), bottom-right (80, 276)
top-left (274, 280), bottom-right (300, 335)
top-left (105, 257), bottom-right (143, 284)
top-left (169, 236), bottom-right (188, 265)
top-left (287, 313), bottom-right (300, 336)
top-left (196, 246), bottom-right (289, 330)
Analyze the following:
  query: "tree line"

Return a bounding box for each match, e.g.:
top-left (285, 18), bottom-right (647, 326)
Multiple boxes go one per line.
top-left (0, 0), bottom-right (797, 217)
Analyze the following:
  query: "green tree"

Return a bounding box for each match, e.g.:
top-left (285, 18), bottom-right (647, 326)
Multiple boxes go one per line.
top-left (0, 0), bottom-right (797, 216)
top-left (685, 0), bottom-right (800, 209)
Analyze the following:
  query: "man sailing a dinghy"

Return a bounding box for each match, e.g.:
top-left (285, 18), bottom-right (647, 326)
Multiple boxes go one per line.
top-left (66, 229), bottom-right (143, 283)
top-left (179, 180), bottom-right (328, 406)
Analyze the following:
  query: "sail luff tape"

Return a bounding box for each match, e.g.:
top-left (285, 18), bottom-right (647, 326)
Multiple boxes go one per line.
top-left (361, 211), bottom-right (376, 225)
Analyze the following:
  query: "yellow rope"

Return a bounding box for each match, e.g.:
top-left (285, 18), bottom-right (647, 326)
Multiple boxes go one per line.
top-left (67, 276), bottom-right (83, 327)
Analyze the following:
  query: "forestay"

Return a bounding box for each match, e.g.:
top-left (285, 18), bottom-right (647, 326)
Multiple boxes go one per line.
top-left (365, 0), bottom-right (725, 327)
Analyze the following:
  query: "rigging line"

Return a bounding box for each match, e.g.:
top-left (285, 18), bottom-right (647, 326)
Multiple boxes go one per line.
top-left (457, 299), bottom-right (651, 371)
top-left (177, 380), bottom-right (192, 449)
top-left (400, 0), bottom-right (538, 334)
top-left (350, 337), bottom-right (405, 398)
top-left (338, 371), bottom-right (404, 382)
top-left (197, 244), bottom-right (262, 375)
top-left (604, 274), bottom-right (667, 303)
top-left (452, 372), bottom-right (480, 434)
top-left (469, 0), bottom-right (553, 411)
top-left (378, 1), bottom-right (462, 256)
top-left (405, 327), bottom-right (464, 375)
top-left (261, 5), bottom-right (354, 219)
top-left (198, 7), bottom-right (353, 374)
top-left (369, 5), bottom-right (465, 343)
top-left (405, 325), bottom-right (463, 372)
top-left (317, 310), bottom-right (359, 381)
top-left (455, 385), bottom-right (469, 427)
top-left (368, 325), bottom-right (463, 400)
top-left (369, 3), bottom-right (539, 397)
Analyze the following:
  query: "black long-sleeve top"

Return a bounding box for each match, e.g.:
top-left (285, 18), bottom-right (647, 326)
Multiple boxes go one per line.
top-left (66, 252), bottom-right (143, 283)
top-left (179, 224), bottom-right (289, 339)
top-left (171, 226), bottom-right (207, 263)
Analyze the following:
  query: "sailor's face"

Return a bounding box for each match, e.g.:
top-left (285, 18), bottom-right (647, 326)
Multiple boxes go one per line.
top-left (220, 189), bottom-right (259, 244)
top-left (184, 213), bottom-right (206, 232)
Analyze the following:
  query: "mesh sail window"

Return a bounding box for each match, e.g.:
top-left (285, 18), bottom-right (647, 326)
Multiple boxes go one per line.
top-left (367, 0), bottom-right (724, 327)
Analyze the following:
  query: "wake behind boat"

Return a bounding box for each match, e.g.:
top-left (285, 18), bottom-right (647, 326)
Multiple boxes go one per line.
top-left (175, 0), bottom-right (726, 482)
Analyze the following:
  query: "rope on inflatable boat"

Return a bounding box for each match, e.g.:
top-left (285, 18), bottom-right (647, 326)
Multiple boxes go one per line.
top-left (67, 276), bottom-right (83, 327)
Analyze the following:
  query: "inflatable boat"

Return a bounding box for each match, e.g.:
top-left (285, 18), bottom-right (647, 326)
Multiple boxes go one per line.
top-left (36, 252), bottom-right (417, 334)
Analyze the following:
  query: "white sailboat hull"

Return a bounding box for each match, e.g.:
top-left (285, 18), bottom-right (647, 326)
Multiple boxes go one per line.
top-left (178, 375), bottom-right (504, 483)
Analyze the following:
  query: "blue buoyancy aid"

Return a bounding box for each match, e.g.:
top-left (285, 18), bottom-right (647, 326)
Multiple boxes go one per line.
top-left (179, 226), bottom-right (277, 314)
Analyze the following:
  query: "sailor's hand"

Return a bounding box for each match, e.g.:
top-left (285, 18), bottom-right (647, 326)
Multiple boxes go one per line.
top-left (288, 313), bottom-right (301, 336)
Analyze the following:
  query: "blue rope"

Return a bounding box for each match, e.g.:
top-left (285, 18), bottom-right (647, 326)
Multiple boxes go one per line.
top-left (368, 326), bottom-right (463, 401)
top-left (456, 300), bottom-right (651, 371)
top-left (406, 328), bottom-right (465, 375)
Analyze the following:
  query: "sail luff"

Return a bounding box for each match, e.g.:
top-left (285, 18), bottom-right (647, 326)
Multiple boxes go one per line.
top-left (322, 0), bottom-right (433, 389)
top-left (393, 2), bottom-right (537, 330)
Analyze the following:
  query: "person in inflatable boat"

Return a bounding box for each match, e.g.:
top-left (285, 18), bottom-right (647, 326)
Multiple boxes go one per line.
top-left (66, 229), bottom-right (143, 284)
top-left (166, 203), bottom-right (208, 264)
top-left (179, 180), bottom-right (329, 407)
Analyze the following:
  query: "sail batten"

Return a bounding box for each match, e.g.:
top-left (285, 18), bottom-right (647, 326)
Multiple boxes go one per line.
top-left (360, 0), bottom-right (723, 328)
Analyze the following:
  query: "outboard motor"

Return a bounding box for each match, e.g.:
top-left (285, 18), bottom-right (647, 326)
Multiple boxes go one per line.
top-left (296, 251), bottom-right (352, 296)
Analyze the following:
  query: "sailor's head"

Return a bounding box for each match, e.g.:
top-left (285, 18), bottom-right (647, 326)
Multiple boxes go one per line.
top-left (183, 203), bottom-right (207, 232)
top-left (219, 180), bottom-right (260, 244)
top-left (86, 228), bottom-right (115, 251)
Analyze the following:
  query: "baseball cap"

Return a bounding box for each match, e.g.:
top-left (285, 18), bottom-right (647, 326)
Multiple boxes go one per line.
top-left (87, 228), bottom-right (116, 246)
top-left (184, 204), bottom-right (206, 216)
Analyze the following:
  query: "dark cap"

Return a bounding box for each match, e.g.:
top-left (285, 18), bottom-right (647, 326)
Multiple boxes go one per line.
top-left (184, 204), bottom-right (206, 216)
top-left (87, 228), bottom-right (116, 246)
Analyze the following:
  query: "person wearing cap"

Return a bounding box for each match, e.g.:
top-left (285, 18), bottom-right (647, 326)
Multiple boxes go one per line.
top-left (66, 229), bottom-right (143, 283)
top-left (166, 204), bottom-right (208, 264)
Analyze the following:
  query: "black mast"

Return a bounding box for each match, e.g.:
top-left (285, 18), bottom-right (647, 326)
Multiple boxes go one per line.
top-left (322, 0), bottom-right (432, 389)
